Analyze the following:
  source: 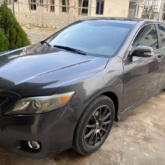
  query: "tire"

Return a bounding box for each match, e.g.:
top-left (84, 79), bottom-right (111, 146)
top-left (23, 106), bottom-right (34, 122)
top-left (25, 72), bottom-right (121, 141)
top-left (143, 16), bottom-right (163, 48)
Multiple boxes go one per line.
top-left (73, 95), bottom-right (115, 155)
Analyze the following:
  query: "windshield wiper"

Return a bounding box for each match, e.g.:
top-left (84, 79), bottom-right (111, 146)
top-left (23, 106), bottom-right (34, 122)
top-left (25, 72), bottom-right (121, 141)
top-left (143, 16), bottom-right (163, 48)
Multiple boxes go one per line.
top-left (54, 45), bottom-right (86, 55)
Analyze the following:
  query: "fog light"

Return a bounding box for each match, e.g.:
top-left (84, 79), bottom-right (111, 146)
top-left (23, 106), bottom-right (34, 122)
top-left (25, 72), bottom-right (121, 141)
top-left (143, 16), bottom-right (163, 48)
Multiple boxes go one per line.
top-left (28, 141), bottom-right (40, 150)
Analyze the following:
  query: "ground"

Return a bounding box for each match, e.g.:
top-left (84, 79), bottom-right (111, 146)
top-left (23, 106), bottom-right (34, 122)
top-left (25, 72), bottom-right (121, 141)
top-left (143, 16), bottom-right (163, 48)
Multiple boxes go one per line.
top-left (0, 29), bottom-right (165, 165)
top-left (24, 28), bottom-right (54, 44)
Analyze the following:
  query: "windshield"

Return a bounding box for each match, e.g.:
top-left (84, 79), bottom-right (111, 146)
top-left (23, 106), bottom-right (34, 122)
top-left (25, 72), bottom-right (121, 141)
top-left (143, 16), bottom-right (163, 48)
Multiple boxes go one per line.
top-left (46, 20), bottom-right (134, 57)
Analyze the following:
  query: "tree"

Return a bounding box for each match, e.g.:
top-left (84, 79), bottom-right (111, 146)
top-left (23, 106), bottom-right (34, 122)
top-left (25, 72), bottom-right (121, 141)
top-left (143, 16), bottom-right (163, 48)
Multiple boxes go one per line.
top-left (0, 1), bottom-right (31, 50)
top-left (0, 28), bottom-right (9, 52)
top-left (142, 5), bottom-right (154, 19)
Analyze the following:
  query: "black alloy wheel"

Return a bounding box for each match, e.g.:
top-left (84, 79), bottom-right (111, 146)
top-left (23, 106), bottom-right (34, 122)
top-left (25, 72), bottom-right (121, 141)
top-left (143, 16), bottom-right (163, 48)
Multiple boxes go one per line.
top-left (84, 105), bottom-right (112, 148)
top-left (73, 95), bottom-right (114, 155)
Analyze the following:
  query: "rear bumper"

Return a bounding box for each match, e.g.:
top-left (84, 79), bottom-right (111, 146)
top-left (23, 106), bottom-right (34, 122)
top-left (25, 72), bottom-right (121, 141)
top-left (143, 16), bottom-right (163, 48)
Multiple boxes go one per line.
top-left (0, 105), bottom-right (85, 158)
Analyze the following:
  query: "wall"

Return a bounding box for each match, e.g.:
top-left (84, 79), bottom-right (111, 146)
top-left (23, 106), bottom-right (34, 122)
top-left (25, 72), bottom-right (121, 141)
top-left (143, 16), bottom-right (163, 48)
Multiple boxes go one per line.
top-left (9, 0), bottom-right (130, 29)
top-left (9, 0), bottom-right (81, 15)
top-left (0, 0), bottom-right (5, 6)
top-left (91, 0), bottom-right (130, 17)
top-left (15, 11), bottom-right (88, 29)
top-left (129, 0), bottom-right (145, 18)
top-left (9, 0), bottom-right (83, 29)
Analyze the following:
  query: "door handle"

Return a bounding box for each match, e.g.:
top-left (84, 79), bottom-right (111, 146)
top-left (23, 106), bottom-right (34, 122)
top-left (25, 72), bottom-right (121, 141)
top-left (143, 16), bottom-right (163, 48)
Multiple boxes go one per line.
top-left (157, 55), bottom-right (162, 62)
top-left (158, 55), bottom-right (162, 59)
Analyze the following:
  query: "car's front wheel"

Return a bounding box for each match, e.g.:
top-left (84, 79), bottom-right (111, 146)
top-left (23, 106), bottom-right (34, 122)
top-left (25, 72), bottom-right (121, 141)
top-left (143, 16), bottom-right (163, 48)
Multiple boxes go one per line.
top-left (73, 95), bottom-right (115, 155)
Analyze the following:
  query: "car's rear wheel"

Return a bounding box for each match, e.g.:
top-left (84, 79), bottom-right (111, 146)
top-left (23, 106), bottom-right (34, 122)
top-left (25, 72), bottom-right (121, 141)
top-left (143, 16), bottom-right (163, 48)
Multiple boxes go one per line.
top-left (73, 95), bottom-right (115, 155)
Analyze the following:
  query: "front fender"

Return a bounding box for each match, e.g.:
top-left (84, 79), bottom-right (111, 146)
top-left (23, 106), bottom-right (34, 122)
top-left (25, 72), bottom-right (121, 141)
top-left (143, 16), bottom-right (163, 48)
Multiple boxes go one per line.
top-left (56, 73), bottom-right (123, 115)
top-left (56, 73), bottom-right (105, 108)
top-left (55, 56), bottom-right (124, 116)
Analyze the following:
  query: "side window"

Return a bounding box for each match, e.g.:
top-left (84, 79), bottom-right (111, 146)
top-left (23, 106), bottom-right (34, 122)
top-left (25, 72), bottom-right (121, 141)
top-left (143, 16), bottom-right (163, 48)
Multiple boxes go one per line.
top-left (158, 24), bottom-right (165, 48)
top-left (132, 24), bottom-right (158, 50)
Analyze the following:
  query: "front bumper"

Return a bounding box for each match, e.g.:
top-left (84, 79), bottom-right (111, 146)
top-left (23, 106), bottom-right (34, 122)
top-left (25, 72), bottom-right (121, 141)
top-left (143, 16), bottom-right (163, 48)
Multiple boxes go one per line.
top-left (0, 105), bottom-right (86, 158)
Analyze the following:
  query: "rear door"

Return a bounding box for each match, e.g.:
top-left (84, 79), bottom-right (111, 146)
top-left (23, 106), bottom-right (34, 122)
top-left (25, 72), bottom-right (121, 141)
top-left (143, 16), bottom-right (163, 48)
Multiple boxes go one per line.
top-left (122, 24), bottom-right (162, 110)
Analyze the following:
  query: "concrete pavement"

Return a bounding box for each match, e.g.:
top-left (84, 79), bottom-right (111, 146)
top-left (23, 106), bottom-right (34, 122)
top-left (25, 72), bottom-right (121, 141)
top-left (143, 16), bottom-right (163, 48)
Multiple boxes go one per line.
top-left (26, 30), bottom-right (52, 44)
top-left (1, 92), bottom-right (165, 165)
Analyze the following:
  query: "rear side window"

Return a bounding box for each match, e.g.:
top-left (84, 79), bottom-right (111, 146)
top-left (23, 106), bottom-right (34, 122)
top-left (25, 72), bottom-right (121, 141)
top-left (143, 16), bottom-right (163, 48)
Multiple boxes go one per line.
top-left (132, 24), bottom-right (158, 50)
top-left (158, 24), bottom-right (165, 48)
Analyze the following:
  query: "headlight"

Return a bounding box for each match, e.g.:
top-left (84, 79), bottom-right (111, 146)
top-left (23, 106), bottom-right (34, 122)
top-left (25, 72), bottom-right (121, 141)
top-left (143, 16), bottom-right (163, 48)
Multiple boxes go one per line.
top-left (5, 92), bottom-right (75, 115)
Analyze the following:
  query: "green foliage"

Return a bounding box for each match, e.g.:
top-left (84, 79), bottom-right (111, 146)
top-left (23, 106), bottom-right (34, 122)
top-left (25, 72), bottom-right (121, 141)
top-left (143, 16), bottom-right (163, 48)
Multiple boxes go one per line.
top-left (0, 1), bottom-right (31, 50)
top-left (0, 28), bottom-right (9, 52)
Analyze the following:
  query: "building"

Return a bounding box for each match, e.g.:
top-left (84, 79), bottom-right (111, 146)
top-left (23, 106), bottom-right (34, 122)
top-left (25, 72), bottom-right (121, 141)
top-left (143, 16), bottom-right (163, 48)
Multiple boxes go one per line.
top-left (128, 0), bottom-right (165, 20)
top-left (5, 0), bottom-right (130, 29)
top-left (128, 0), bottom-right (145, 18)
top-left (3, 0), bottom-right (164, 29)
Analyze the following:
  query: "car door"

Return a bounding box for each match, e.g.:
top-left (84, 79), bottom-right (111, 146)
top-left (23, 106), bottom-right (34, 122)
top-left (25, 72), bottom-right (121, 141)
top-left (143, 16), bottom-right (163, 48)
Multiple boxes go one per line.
top-left (122, 24), bottom-right (162, 110)
top-left (157, 23), bottom-right (165, 87)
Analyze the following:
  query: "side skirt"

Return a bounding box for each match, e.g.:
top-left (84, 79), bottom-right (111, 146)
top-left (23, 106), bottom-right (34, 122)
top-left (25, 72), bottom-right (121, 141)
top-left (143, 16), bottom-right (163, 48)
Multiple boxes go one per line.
top-left (118, 84), bottom-right (165, 120)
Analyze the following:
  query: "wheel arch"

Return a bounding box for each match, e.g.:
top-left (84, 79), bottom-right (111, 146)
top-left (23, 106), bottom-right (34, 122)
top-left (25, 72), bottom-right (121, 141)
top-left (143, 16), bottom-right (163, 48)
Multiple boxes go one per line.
top-left (101, 92), bottom-right (119, 121)
top-left (72, 90), bottom-right (120, 149)
top-left (83, 90), bottom-right (120, 121)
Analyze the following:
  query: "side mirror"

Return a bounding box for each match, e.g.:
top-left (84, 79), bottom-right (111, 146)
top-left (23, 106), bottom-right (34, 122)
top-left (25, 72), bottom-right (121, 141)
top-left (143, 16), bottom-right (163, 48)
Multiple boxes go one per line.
top-left (131, 45), bottom-right (154, 58)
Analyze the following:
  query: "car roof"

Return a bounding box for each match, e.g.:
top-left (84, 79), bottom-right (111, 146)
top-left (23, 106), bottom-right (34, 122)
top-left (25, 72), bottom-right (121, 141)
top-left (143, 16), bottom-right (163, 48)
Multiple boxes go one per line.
top-left (81, 17), bottom-right (163, 25)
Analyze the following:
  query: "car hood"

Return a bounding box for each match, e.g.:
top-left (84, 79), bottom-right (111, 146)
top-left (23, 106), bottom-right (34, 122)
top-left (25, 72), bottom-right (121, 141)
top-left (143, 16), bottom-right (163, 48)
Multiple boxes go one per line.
top-left (0, 43), bottom-right (109, 96)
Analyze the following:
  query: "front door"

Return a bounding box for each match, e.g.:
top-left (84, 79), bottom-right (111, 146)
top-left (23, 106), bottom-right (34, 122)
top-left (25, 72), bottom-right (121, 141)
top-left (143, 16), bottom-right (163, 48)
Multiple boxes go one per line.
top-left (157, 23), bottom-right (165, 87)
top-left (122, 24), bottom-right (162, 110)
